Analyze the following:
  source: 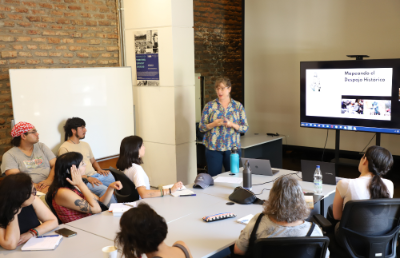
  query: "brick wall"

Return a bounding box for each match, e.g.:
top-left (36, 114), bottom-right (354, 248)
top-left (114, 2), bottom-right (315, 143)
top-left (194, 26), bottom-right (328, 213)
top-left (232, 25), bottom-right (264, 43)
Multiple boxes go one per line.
top-left (194, 0), bottom-right (243, 106)
top-left (0, 0), bottom-right (119, 161)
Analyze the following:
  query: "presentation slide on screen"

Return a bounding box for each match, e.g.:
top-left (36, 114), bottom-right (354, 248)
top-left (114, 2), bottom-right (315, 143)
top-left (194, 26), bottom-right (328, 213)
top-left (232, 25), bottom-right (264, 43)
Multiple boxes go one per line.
top-left (306, 68), bottom-right (392, 121)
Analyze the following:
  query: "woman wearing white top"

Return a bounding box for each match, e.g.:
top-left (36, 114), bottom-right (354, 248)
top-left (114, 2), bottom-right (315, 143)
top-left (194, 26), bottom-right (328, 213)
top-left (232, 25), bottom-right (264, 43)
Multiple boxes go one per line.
top-left (116, 136), bottom-right (183, 199)
top-left (333, 145), bottom-right (394, 221)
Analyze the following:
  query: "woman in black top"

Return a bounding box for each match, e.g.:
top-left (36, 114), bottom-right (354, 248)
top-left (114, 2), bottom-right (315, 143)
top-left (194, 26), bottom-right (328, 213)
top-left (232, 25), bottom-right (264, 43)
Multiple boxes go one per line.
top-left (115, 203), bottom-right (192, 258)
top-left (0, 173), bottom-right (58, 250)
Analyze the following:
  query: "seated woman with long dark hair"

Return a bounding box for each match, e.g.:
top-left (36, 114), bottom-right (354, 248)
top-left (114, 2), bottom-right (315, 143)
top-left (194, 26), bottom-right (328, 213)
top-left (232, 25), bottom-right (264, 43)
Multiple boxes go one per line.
top-left (233, 176), bottom-right (328, 257)
top-left (115, 202), bottom-right (192, 258)
top-left (332, 145), bottom-right (394, 220)
top-left (116, 136), bottom-right (183, 199)
top-left (0, 173), bottom-right (58, 250)
top-left (47, 152), bottom-right (122, 223)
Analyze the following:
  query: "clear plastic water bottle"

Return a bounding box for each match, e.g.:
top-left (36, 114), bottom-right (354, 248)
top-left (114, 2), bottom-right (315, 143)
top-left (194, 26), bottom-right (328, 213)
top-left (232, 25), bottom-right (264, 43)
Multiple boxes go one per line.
top-left (314, 165), bottom-right (323, 195)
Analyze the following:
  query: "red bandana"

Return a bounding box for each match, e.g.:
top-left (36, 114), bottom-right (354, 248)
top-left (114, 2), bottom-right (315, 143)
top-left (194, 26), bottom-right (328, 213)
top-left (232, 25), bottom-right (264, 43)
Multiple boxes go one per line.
top-left (11, 121), bottom-right (34, 138)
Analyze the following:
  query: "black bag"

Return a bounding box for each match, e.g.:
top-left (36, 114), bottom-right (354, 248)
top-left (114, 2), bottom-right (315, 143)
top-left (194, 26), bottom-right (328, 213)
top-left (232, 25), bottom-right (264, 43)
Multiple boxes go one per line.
top-left (229, 186), bottom-right (264, 205)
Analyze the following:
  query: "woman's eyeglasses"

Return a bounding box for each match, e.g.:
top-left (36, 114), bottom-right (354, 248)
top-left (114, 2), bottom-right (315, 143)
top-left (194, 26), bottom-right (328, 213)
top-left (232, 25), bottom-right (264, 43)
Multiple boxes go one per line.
top-left (32, 186), bottom-right (37, 196)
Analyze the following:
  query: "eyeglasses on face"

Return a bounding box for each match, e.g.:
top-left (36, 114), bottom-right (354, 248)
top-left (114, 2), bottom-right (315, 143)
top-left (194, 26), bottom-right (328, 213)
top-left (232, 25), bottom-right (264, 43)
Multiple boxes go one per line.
top-left (215, 87), bottom-right (229, 91)
top-left (25, 130), bottom-right (38, 135)
top-left (32, 186), bottom-right (37, 196)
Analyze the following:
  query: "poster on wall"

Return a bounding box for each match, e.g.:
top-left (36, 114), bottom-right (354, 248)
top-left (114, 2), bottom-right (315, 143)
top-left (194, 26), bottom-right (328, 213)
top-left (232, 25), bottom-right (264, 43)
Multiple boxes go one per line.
top-left (134, 30), bottom-right (159, 86)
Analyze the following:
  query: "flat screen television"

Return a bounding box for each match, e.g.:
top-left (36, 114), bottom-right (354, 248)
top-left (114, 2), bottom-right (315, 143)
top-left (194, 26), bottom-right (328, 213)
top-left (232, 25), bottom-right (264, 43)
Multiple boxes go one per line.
top-left (300, 59), bottom-right (400, 134)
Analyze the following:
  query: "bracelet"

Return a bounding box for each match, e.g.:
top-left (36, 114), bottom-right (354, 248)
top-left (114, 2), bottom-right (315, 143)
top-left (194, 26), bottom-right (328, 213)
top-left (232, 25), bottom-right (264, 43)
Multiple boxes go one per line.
top-left (28, 230), bottom-right (36, 237)
top-left (169, 188), bottom-right (172, 195)
top-left (29, 228), bottom-right (38, 237)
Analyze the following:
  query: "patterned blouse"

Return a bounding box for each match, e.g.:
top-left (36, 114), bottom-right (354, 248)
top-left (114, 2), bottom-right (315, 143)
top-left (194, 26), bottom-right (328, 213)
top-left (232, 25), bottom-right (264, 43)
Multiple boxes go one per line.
top-left (52, 188), bottom-right (92, 223)
top-left (199, 99), bottom-right (248, 151)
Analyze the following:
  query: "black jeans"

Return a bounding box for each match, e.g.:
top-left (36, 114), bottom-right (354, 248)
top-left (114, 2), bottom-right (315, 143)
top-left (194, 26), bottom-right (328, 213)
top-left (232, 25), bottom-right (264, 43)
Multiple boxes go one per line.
top-left (205, 148), bottom-right (242, 177)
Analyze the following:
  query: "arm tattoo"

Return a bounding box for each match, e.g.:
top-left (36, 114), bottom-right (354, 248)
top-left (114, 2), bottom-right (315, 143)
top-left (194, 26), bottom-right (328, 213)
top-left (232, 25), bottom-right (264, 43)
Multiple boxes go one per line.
top-left (74, 199), bottom-right (92, 214)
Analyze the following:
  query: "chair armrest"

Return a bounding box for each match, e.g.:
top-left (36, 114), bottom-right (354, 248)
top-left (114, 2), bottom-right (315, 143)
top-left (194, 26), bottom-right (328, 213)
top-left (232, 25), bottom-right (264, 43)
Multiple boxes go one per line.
top-left (313, 214), bottom-right (333, 232)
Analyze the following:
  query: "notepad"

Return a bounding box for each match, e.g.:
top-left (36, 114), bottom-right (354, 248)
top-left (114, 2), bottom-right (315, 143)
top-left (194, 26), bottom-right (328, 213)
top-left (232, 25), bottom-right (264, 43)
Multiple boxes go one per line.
top-left (214, 177), bottom-right (243, 184)
top-left (305, 195), bottom-right (314, 209)
top-left (171, 189), bottom-right (195, 197)
top-left (109, 202), bottom-right (137, 216)
top-left (163, 184), bottom-right (187, 190)
top-left (36, 191), bottom-right (46, 196)
top-left (237, 214), bottom-right (254, 225)
top-left (21, 235), bottom-right (63, 251)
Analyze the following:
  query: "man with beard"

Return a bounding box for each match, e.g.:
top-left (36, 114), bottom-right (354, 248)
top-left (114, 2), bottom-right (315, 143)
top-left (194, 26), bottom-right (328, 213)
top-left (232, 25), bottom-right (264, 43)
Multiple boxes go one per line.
top-left (58, 117), bottom-right (116, 205)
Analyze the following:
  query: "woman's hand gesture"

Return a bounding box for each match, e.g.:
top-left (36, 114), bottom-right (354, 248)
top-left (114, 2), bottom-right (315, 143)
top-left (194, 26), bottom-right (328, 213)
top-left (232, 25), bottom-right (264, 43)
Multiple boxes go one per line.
top-left (66, 165), bottom-right (84, 187)
top-left (108, 181), bottom-right (123, 191)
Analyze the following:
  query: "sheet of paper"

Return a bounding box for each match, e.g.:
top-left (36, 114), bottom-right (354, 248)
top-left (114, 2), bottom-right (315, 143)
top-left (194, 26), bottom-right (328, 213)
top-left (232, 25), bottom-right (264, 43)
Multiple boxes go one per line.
top-left (214, 177), bottom-right (243, 184)
top-left (237, 214), bottom-right (254, 225)
top-left (36, 191), bottom-right (46, 196)
top-left (109, 202), bottom-right (137, 212)
top-left (172, 189), bottom-right (194, 197)
top-left (305, 195), bottom-right (314, 209)
top-left (22, 235), bottom-right (63, 250)
top-left (163, 184), bottom-right (186, 190)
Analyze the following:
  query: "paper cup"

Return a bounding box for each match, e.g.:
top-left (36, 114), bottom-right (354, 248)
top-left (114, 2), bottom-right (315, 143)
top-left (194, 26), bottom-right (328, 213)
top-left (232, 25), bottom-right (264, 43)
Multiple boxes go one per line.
top-left (102, 246), bottom-right (117, 258)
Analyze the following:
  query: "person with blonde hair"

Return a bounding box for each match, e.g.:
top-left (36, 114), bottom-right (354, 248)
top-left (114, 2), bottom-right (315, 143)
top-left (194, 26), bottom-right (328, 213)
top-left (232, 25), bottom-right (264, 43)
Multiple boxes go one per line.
top-left (233, 176), bottom-right (328, 257)
top-left (199, 77), bottom-right (249, 176)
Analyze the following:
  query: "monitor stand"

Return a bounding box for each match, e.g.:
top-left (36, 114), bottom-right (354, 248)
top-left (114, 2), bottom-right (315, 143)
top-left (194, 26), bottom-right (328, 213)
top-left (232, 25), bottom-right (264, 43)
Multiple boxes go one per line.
top-left (331, 129), bottom-right (381, 172)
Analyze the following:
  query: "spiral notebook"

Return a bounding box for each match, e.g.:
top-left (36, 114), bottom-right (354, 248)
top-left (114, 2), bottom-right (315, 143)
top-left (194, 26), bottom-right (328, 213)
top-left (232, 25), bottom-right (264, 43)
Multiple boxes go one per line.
top-left (21, 235), bottom-right (63, 251)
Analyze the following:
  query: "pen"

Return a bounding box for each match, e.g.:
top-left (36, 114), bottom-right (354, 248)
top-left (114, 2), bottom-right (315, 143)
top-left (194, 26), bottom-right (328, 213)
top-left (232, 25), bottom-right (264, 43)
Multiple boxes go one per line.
top-left (37, 235), bottom-right (59, 238)
top-left (124, 203), bottom-right (135, 207)
top-left (180, 194), bottom-right (196, 197)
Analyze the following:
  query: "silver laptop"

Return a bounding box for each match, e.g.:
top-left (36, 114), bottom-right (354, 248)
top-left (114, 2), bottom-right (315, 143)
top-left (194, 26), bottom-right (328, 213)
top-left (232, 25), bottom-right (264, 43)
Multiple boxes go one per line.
top-left (241, 158), bottom-right (279, 176)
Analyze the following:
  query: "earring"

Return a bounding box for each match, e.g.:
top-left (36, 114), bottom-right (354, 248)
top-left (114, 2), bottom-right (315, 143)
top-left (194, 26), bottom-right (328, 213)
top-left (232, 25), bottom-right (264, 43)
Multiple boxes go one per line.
top-left (139, 154), bottom-right (140, 158)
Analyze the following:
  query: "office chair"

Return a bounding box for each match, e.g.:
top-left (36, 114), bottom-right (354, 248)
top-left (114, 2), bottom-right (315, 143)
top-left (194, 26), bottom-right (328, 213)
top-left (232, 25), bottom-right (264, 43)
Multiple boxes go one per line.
top-left (253, 237), bottom-right (329, 258)
top-left (108, 167), bottom-right (140, 203)
top-left (314, 199), bottom-right (400, 258)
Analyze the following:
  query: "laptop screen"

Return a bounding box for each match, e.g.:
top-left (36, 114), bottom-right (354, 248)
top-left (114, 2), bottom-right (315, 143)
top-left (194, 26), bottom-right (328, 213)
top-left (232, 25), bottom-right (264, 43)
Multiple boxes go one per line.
top-left (301, 160), bottom-right (336, 185)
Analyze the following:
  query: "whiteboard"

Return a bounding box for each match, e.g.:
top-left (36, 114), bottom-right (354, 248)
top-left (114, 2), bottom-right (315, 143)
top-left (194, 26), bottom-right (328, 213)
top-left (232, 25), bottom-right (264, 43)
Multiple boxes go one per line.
top-left (10, 67), bottom-right (134, 159)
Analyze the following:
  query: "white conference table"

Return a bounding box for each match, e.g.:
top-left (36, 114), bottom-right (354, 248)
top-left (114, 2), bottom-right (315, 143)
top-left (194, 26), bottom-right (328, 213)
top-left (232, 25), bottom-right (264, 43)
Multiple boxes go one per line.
top-left (162, 169), bottom-right (336, 257)
top-left (66, 191), bottom-right (227, 241)
top-left (64, 168), bottom-right (335, 258)
top-left (0, 225), bottom-right (114, 258)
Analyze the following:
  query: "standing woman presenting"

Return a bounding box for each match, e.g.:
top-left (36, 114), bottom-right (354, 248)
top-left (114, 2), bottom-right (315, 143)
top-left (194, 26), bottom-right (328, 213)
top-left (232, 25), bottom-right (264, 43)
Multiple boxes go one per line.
top-left (199, 77), bottom-right (249, 177)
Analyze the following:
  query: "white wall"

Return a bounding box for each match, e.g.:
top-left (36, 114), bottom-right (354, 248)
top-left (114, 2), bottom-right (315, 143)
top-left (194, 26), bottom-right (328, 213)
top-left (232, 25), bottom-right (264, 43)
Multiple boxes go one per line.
top-left (245, 0), bottom-right (400, 155)
top-left (123, 0), bottom-right (196, 185)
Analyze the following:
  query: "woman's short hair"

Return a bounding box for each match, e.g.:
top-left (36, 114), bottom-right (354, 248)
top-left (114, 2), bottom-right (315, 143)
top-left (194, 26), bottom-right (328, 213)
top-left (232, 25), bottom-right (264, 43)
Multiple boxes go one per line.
top-left (214, 77), bottom-right (232, 89)
top-left (0, 173), bottom-right (32, 228)
top-left (116, 136), bottom-right (143, 171)
top-left (115, 203), bottom-right (167, 258)
top-left (263, 175), bottom-right (309, 223)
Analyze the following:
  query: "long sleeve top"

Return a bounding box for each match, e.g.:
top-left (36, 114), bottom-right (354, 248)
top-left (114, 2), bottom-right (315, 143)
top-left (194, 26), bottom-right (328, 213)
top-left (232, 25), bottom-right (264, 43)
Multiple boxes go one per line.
top-left (199, 99), bottom-right (249, 151)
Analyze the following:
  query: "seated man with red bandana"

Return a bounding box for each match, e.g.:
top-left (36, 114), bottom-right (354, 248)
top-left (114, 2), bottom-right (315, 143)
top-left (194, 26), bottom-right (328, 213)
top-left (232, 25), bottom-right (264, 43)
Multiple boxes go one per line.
top-left (0, 122), bottom-right (56, 193)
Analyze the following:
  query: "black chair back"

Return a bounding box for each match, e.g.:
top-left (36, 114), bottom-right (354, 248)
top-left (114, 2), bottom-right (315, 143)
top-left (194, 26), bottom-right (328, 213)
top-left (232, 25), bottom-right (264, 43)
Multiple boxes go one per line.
top-left (253, 237), bottom-right (330, 258)
top-left (337, 199), bottom-right (400, 258)
top-left (108, 167), bottom-right (140, 203)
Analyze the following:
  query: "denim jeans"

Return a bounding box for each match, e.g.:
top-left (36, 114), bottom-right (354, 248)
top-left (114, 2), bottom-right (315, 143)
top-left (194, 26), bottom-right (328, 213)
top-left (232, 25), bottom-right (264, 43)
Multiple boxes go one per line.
top-left (205, 148), bottom-right (242, 177)
top-left (86, 173), bottom-right (117, 206)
